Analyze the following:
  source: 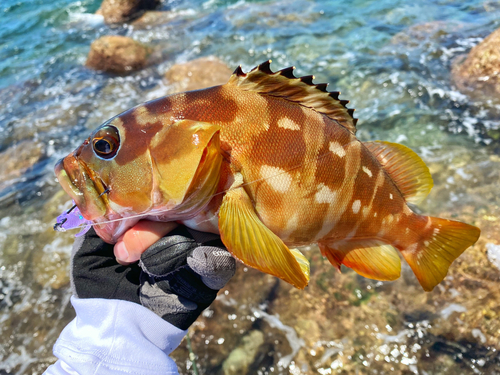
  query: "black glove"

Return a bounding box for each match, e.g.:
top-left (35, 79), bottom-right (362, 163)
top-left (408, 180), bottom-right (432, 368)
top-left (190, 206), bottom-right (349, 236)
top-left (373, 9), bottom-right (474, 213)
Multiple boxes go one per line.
top-left (70, 225), bottom-right (236, 330)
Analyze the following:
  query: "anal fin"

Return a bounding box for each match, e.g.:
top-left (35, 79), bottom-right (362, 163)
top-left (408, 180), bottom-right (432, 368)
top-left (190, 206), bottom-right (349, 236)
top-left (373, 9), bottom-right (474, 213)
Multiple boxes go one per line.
top-left (290, 248), bottom-right (310, 280)
top-left (218, 186), bottom-right (309, 289)
top-left (319, 239), bottom-right (401, 281)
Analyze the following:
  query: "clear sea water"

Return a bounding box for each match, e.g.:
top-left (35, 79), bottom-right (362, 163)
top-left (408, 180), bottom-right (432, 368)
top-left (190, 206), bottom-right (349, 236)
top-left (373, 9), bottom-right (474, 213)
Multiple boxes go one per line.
top-left (1, 0), bottom-right (500, 374)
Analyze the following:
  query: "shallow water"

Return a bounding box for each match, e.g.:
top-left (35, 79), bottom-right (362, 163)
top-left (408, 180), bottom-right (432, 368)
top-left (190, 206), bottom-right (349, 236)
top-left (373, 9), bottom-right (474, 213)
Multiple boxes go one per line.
top-left (1, 0), bottom-right (500, 374)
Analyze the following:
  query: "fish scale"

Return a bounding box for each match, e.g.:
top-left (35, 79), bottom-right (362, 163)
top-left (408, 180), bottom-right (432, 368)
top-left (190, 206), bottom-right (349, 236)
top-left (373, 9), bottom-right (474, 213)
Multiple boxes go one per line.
top-left (54, 61), bottom-right (480, 291)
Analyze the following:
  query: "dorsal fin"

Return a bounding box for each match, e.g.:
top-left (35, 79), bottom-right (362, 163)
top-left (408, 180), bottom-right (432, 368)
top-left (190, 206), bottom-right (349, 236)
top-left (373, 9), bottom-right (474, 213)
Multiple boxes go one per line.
top-left (227, 61), bottom-right (358, 134)
top-left (364, 141), bottom-right (434, 205)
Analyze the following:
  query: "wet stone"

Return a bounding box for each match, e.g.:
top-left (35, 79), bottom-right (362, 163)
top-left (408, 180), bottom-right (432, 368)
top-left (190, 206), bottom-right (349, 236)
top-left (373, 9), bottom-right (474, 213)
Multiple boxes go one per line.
top-left (0, 140), bottom-right (43, 188)
top-left (222, 330), bottom-right (264, 375)
top-left (32, 248), bottom-right (70, 290)
top-left (97, 0), bottom-right (160, 24)
top-left (451, 27), bottom-right (500, 100)
top-left (86, 36), bottom-right (151, 75)
top-left (391, 21), bottom-right (467, 47)
top-left (164, 57), bottom-right (233, 94)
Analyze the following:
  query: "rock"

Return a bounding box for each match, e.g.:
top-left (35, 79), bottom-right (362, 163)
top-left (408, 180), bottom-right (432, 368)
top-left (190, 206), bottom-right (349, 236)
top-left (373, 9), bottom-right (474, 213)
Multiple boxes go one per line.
top-left (451, 28), bottom-right (500, 99)
top-left (86, 35), bottom-right (151, 75)
top-left (97, 0), bottom-right (160, 24)
top-left (0, 140), bottom-right (43, 187)
top-left (391, 21), bottom-right (465, 47)
top-left (32, 245), bottom-right (71, 290)
top-left (483, 1), bottom-right (500, 12)
top-left (164, 57), bottom-right (233, 93)
top-left (222, 330), bottom-right (265, 375)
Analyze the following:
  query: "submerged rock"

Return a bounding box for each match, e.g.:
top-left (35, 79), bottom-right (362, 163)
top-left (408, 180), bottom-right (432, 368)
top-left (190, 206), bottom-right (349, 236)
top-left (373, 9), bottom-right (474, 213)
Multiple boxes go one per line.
top-left (451, 28), bottom-right (500, 99)
top-left (96, 0), bottom-right (160, 24)
top-left (164, 57), bottom-right (233, 93)
top-left (391, 21), bottom-right (465, 47)
top-left (32, 246), bottom-right (70, 290)
top-left (222, 330), bottom-right (264, 375)
top-left (86, 36), bottom-right (151, 75)
top-left (0, 140), bottom-right (43, 187)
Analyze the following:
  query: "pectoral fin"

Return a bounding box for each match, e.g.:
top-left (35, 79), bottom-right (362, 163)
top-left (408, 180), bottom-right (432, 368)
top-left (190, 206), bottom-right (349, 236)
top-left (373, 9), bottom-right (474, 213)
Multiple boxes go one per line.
top-left (218, 186), bottom-right (309, 289)
top-left (290, 248), bottom-right (310, 280)
top-left (319, 239), bottom-right (401, 281)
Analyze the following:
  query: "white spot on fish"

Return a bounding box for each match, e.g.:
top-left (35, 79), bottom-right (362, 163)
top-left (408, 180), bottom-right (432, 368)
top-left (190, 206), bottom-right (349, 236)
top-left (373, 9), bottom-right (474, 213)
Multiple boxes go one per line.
top-left (424, 241), bottom-right (430, 246)
top-left (374, 212), bottom-right (378, 218)
top-left (329, 141), bottom-right (346, 158)
top-left (260, 165), bottom-right (292, 193)
top-left (362, 206), bottom-right (370, 217)
top-left (281, 213), bottom-right (300, 238)
top-left (406, 243), bottom-right (418, 253)
top-left (434, 228), bottom-right (440, 234)
top-left (134, 106), bottom-right (158, 125)
top-left (424, 217), bottom-right (432, 230)
top-left (277, 117), bottom-right (300, 131)
top-left (111, 117), bottom-right (124, 128)
top-left (389, 193), bottom-right (393, 200)
top-left (352, 200), bottom-right (361, 214)
top-left (315, 184), bottom-right (337, 204)
top-left (345, 227), bottom-right (357, 240)
top-left (362, 166), bottom-right (372, 177)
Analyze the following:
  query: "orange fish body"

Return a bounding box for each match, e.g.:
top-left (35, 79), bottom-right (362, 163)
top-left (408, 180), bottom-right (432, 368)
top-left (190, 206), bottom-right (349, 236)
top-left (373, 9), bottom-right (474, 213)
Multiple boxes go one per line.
top-left (55, 62), bottom-right (480, 291)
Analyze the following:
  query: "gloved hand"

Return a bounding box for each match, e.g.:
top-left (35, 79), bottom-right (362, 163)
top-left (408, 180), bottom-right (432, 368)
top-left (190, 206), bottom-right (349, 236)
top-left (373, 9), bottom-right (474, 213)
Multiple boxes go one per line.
top-left (70, 224), bottom-right (236, 330)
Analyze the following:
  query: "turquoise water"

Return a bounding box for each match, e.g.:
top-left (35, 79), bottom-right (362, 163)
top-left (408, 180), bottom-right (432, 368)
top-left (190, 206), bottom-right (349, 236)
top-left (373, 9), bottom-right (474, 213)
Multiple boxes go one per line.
top-left (1, 0), bottom-right (500, 373)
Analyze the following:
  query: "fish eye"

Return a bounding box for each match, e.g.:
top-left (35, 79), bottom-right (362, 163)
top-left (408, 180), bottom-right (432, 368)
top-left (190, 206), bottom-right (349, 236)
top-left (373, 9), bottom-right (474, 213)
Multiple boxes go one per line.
top-left (92, 125), bottom-right (120, 159)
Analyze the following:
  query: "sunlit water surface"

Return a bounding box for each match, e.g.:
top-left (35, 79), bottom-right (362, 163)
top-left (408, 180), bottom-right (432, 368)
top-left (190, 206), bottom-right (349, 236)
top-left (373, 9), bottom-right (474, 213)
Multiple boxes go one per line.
top-left (1, 0), bottom-right (500, 374)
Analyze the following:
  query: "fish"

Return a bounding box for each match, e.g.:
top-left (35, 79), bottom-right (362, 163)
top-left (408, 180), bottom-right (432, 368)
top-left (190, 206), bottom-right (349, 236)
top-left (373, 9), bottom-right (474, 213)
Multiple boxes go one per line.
top-left (54, 61), bottom-right (481, 291)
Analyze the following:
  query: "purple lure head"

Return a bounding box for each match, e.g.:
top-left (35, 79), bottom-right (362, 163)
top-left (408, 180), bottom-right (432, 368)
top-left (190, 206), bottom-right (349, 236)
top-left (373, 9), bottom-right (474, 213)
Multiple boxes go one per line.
top-left (54, 201), bottom-right (92, 237)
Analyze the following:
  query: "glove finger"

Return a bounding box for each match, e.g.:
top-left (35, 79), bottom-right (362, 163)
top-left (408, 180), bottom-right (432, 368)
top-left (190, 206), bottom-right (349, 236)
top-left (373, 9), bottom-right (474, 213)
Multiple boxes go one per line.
top-left (140, 270), bottom-right (217, 330)
top-left (140, 275), bottom-right (198, 315)
top-left (187, 246), bottom-right (236, 290)
top-left (71, 227), bottom-right (141, 303)
top-left (158, 268), bottom-right (218, 305)
top-left (140, 273), bottom-right (208, 330)
top-left (139, 234), bottom-right (197, 277)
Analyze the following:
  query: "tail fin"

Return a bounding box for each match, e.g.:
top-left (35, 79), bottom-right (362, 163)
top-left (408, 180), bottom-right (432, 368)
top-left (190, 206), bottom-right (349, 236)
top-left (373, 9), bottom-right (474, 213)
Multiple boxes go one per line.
top-left (400, 217), bottom-right (480, 291)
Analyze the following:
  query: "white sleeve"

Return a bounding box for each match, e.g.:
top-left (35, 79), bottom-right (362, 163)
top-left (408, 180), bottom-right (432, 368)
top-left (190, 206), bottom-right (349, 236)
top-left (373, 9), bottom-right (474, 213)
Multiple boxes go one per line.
top-left (44, 296), bottom-right (187, 375)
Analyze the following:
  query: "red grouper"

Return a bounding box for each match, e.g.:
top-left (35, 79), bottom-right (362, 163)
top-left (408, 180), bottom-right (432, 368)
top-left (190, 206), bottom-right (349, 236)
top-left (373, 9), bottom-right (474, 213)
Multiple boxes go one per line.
top-left (55, 61), bottom-right (481, 291)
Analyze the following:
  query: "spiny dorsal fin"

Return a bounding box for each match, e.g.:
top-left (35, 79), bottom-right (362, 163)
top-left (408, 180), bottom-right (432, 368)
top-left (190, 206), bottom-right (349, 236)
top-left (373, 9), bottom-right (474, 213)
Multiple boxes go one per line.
top-left (364, 141), bottom-right (434, 205)
top-left (227, 61), bottom-right (358, 134)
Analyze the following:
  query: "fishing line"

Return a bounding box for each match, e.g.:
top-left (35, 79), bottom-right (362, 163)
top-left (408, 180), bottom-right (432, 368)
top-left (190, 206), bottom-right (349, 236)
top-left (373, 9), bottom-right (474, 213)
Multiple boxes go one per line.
top-left (53, 140), bottom-right (355, 232)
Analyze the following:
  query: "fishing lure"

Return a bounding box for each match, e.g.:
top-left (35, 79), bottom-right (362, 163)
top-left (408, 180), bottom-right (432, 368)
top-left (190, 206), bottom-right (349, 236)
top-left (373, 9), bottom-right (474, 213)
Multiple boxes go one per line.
top-left (54, 201), bottom-right (92, 237)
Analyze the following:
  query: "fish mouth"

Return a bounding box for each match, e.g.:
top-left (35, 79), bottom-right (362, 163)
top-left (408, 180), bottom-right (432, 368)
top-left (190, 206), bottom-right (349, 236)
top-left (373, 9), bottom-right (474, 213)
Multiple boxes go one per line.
top-left (54, 153), bottom-right (108, 222)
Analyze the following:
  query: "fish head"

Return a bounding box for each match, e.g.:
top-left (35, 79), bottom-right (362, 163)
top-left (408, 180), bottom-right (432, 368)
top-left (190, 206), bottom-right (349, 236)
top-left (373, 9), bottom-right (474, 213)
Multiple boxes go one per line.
top-left (55, 101), bottom-right (223, 243)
